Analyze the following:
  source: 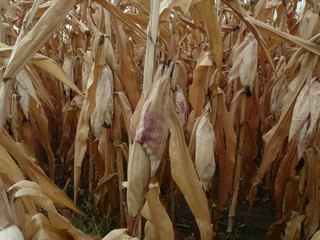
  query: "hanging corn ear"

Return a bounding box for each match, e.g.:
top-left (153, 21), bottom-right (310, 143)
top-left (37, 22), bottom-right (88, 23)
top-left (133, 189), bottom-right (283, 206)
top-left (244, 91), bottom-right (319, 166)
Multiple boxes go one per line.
top-left (229, 32), bottom-right (258, 94)
top-left (289, 79), bottom-right (320, 158)
top-left (195, 112), bottom-right (216, 191)
top-left (127, 62), bottom-right (173, 237)
top-left (90, 65), bottom-right (114, 138)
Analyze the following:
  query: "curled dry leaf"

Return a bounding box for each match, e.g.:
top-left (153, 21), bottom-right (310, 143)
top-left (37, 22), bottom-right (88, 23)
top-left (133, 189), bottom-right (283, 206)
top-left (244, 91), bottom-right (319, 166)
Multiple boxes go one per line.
top-left (8, 180), bottom-right (90, 240)
top-left (0, 178), bottom-right (15, 231)
top-left (141, 183), bottom-right (174, 240)
top-left (296, 80), bottom-right (320, 158)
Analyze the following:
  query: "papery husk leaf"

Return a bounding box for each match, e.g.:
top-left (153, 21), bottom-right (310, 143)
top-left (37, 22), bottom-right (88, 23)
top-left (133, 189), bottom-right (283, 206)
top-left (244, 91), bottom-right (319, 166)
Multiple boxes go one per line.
top-left (195, 112), bottom-right (216, 191)
top-left (296, 80), bottom-right (320, 158)
top-left (62, 54), bottom-right (74, 97)
top-left (229, 33), bottom-right (258, 92)
top-left (91, 65), bottom-right (114, 138)
top-left (168, 101), bottom-right (213, 240)
top-left (174, 85), bottom-right (188, 128)
top-left (0, 225), bottom-right (24, 240)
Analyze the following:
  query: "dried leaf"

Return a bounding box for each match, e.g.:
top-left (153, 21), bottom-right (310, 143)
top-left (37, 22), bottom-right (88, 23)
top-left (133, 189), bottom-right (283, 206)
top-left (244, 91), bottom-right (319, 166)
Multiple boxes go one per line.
top-left (283, 212), bottom-right (305, 240)
top-left (168, 101), bottom-right (213, 240)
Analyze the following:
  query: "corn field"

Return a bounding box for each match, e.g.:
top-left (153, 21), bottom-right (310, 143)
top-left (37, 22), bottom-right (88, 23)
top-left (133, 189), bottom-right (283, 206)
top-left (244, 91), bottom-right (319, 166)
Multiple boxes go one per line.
top-left (0, 0), bottom-right (320, 239)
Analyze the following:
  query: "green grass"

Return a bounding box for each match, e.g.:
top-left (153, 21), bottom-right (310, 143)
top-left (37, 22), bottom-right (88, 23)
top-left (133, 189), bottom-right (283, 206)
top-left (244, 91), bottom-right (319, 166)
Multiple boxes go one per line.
top-left (71, 187), bottom-right (119, 237)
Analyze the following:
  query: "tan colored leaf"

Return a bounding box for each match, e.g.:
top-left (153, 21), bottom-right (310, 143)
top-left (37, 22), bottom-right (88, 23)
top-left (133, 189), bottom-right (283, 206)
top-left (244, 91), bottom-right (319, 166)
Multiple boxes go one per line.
top-left (141, 183), bottom-right (174, 240)
top-left (213, 89), bottom-right (236, 215)
top-left (0, 145), bottom-right (24, 184)
top-left (3, 0), bottom-right (76, 81)
top-left (249, 53), bottom-right (316, 205)
top-left (189, 51), bottom-right (213, 118)
top-left (168, 101), bottom-right (213, 239)
top-left (0, 130), bottom-right (84, 216)
top-left (283, 212), bottom-right (305, 240)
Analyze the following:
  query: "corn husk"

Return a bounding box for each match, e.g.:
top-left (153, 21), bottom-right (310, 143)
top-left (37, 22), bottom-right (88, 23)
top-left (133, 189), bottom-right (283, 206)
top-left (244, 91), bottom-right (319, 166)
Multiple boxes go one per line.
top-left (0, 225), bottom-right (24, 240)
top-left (289, 79), bottom-right (320, 158)
top-left (135, 63), bottom-right (173, 176)
top-left (229, 33), bottom-right (258, 92)
top-left (90, 65), bottom-right (114, 138)
top-left (195, 112), bottom-right (216, 191)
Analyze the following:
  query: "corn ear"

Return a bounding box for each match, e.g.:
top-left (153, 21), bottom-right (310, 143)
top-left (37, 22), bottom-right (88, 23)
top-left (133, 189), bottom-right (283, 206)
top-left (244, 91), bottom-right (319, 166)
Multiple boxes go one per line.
top-left (195, 112), bottom-right (216, 191)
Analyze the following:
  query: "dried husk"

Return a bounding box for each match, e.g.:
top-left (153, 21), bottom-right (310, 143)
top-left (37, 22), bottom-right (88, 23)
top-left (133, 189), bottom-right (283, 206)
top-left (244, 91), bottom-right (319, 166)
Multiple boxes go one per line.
top-left (135, 63), bottom-right (173, 176)
top-left (229, 33), bottom-right (258, 92)
top-left (195, 112), bottom-right (216, 191)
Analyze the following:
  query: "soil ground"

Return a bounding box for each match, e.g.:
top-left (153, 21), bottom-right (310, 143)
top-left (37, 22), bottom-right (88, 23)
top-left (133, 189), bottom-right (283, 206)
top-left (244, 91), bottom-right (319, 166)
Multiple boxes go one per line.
top-left (177, 198), bottom-right (275, 240)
